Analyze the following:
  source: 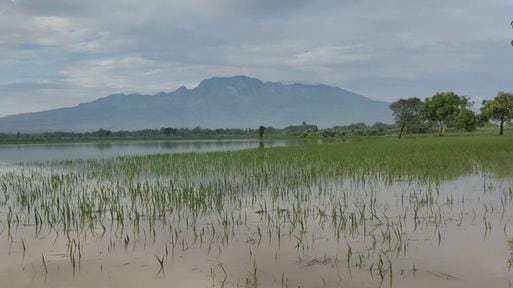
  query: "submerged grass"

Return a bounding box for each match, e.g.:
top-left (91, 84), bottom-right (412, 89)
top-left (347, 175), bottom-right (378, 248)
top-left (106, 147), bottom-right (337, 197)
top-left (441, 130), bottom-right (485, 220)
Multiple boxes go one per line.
top-left (89, 135), bottom-right (513, 182)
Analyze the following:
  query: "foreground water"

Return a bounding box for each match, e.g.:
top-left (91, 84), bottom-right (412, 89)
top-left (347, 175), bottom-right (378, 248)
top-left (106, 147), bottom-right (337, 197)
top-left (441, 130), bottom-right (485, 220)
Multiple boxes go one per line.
top-left (0, 158), bottom-right (512, 287)
top-left (0, 139), bottom-right (292, 163)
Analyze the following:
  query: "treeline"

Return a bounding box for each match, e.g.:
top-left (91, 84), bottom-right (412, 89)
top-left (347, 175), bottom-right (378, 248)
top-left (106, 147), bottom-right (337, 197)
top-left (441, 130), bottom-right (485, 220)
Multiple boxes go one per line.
top-left (390, 91), bottom-right (513, 138)
top-left (0, 121), bottom-right (397, 142)
top-left (2, 127), bottom-right (261, 140)
top-left (265, 122), bottom-right (396, 137)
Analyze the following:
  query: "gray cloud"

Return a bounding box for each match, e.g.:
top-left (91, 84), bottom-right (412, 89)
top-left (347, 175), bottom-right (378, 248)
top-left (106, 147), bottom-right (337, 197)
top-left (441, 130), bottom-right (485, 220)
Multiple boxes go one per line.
top-left (0, 0), bottom-right (512, 116)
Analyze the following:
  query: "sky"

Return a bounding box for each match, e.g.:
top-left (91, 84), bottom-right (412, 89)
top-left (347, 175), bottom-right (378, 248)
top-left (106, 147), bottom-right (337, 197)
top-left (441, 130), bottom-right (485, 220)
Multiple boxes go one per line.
top-left (0, 0), bottom-right (512, 117)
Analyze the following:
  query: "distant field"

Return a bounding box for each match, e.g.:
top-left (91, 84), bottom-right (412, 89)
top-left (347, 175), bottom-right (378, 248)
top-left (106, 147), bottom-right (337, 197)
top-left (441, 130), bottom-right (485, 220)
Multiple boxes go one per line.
top-left (0, 126), bottom-right (511, 145)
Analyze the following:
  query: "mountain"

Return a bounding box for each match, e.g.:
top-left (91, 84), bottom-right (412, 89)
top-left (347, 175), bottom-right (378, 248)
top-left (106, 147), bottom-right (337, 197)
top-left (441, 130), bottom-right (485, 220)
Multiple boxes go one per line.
top-left (0, 76), bottom-right (392, 132)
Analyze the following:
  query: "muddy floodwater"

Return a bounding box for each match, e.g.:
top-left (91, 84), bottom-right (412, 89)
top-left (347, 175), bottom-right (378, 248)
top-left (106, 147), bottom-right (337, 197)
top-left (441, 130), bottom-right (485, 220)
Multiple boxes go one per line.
top-left (0, 147), bottom-right (512, 287)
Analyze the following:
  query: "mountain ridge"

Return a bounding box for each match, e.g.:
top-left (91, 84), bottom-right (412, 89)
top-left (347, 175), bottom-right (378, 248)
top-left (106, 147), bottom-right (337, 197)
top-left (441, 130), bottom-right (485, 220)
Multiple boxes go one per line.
top-left (0, 76), bottom-right (392, 132)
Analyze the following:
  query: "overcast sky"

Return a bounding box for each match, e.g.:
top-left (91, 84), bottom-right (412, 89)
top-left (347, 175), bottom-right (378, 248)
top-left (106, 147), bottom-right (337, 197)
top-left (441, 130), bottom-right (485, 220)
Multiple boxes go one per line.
top-left (0, 0), bottom-right (512, 116)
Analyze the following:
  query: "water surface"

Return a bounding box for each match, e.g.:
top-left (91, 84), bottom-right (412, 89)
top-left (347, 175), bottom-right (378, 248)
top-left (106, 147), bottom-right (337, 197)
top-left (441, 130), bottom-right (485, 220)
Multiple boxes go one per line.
top-left (0, 139), bottom-right (291, 163)
top-left (1, 166), bottom-right (512, 288)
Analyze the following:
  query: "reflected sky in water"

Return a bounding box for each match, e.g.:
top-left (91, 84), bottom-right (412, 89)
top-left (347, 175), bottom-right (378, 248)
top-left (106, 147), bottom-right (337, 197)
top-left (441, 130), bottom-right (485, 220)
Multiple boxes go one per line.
top-left (0, 139), bottom-right (292, 163)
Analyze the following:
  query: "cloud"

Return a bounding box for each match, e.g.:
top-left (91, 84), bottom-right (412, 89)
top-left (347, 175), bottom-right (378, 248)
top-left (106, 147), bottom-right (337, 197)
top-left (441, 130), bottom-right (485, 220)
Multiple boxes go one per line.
top-left (0, 0), bottom-right (512, 116)
top-left (0, 80), bottom-right (69, 92)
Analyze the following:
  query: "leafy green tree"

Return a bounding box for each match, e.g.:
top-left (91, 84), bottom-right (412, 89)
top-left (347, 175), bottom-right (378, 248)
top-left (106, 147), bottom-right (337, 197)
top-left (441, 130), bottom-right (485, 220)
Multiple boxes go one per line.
top-left (389, 97), bottom-right (424, 139)
top-left (481, 92), bottom-right (513, 135)
top-left (455, 109), bottom-right (478, 132)
top-left (424, 92), bottom-right (471, 135)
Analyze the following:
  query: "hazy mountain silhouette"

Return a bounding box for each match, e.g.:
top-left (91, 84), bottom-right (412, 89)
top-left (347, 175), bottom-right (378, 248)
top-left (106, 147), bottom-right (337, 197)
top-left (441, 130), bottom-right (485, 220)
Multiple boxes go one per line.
top-left (0, 76), bottom-right (392, 132)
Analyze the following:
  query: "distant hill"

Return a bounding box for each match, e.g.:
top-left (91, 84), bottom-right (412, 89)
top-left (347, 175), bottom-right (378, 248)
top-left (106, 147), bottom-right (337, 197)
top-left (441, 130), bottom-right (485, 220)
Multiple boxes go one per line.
top-left (0, 76), bottom-right (392, 133)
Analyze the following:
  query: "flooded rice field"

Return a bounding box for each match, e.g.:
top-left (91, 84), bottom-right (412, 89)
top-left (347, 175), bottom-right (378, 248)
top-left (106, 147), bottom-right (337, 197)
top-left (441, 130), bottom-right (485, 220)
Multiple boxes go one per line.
top-left (0, 137), bottom-right (513, 287)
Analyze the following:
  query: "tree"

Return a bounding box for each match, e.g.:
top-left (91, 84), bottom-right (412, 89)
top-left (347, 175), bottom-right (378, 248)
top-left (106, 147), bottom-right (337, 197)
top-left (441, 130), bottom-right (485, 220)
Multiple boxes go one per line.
top-left (481, 92), bottom-right (513, 135)
top-left (161, 127), bottom-right (176, 136)
top-left (455, 109), bottom-right (478, 132)
top-left (258, 126), bottom-right (265, 139)
top-left (424, 92), bottom-right (471, 135)
top-left (389, 97), bottom-right (424, 139)
top-left (95, 128), bottom-right (111, 137)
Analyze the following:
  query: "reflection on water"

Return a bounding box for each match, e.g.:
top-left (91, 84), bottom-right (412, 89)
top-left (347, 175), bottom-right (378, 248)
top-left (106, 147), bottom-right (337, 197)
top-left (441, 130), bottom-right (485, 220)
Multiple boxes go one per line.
top-left (0, 139), bottom-right (291, 163)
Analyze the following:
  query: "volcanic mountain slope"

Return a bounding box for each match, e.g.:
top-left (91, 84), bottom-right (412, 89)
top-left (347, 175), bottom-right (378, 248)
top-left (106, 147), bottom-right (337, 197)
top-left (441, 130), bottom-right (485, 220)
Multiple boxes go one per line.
top-left (0, 76), bottom-right (392, 132)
